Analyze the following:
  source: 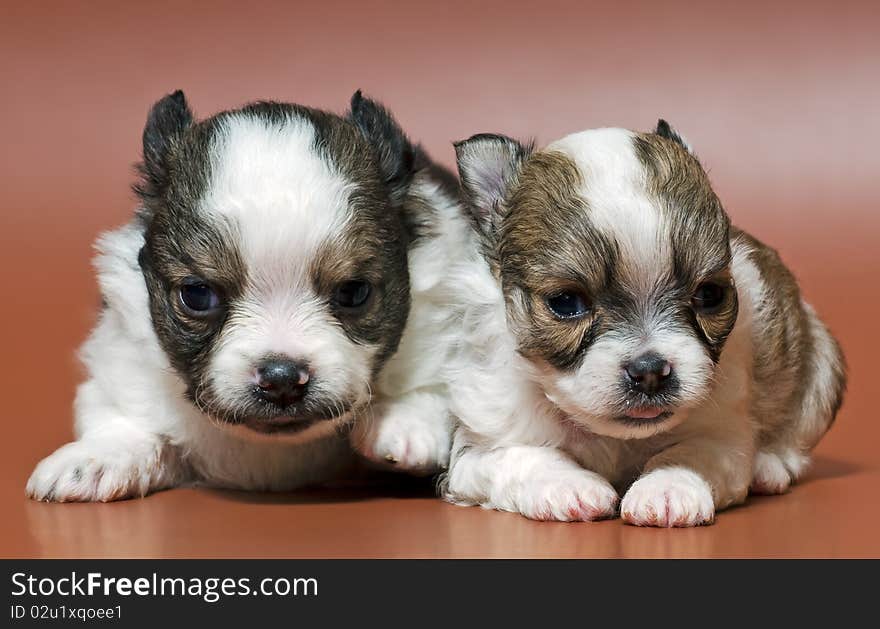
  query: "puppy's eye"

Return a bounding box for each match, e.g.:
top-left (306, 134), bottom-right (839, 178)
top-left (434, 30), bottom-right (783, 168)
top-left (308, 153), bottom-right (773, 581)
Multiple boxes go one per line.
top-left (179, 277), bottom-right (222, 316)
top-left (333, 280), bottom-right (371, 309)
top-left (692, 282), bottom-right (726, 313)
top-left (546, 291), bottom-right (590, 319)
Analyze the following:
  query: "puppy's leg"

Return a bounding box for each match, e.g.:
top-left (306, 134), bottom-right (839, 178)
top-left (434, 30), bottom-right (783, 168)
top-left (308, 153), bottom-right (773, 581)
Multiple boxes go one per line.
top-left (751, 305), bottom-right (846, 495)
top-left (621, 430), bottom-right (752, 527)
top-left (444, 440), bottom-right (618, 522)
top-left (27, 430), bottom-right (184, 502)
top-left (750, 449), bottom-right (807, 495)
top-left (26, 380), bottom-right (187, 502)
top-left (351, 389), bottom-right (452, 475)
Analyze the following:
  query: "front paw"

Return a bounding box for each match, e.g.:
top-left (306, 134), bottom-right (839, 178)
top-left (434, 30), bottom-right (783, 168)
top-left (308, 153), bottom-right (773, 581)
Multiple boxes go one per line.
top-left (510, 471), bottom-right (619, 522)
top-left (27, 440), bottom-right (161, 502)
top-left (352, 412), bottom-right (451, 475)
top-left (621, 468), bottom-right (715, 527)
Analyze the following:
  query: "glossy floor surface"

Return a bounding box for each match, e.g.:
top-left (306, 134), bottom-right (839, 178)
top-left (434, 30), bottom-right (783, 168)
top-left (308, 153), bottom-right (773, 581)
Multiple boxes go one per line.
top-left (2, 1), bottom-right (878, 557)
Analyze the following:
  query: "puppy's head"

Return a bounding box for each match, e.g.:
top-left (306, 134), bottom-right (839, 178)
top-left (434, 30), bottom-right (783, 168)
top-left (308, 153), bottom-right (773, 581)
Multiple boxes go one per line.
top-left (456, 122), bottom-right (737, 439)
top-left (135, 90), bottom-right (415, 439)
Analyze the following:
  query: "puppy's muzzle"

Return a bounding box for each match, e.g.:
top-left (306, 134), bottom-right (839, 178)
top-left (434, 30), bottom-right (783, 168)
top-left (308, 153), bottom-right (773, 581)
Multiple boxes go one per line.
top-left (624, 352), bottom-right (673, 396)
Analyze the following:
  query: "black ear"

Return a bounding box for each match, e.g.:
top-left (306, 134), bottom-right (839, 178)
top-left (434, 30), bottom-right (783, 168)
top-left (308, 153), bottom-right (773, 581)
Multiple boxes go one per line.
top-left (655, 119), bottom-right (693, 152)
top-left (137, 90), bottom-right (193, 199)
top-left (348, 90), bottom-right (415, 205)
top-left (454, 133), bottom-right (532, 234)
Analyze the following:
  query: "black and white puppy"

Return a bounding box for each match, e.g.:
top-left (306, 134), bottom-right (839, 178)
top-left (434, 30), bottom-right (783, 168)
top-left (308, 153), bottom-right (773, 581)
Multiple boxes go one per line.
top-left (27, 91), bottom-right (463, 501)
top-left (443, 123), bottom-right (846, 526)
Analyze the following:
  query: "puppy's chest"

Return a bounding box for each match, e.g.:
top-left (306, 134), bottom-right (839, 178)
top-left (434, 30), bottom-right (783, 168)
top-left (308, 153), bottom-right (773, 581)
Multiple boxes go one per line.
top-left (562, 430), bottom-right (666, 485)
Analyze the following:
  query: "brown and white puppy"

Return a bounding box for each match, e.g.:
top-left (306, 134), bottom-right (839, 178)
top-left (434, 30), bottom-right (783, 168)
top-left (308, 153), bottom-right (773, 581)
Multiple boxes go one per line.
top-left (442, 122), bottom-right (846, 526)
top-left (26, 91), bottom-right (461, 501)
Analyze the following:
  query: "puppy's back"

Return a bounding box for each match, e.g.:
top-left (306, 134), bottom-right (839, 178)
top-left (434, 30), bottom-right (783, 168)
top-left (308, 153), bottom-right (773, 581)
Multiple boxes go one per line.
top-left (730, 227), bottom-right (846, 456)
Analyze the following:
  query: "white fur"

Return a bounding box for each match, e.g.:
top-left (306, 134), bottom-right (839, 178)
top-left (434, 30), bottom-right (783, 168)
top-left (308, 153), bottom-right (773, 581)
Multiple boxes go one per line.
top-left (545, 325), bottom-right (713, 440)
top-left (445, 442), bottom-right (618, 521)
top-left (799, 302), bottom-right (844, 447)
top-left (750, 451), bottom-right (792, 495)
top-left (620, 467), bottom-right (715, 527)
top-left (351, 174), bottom-right (470, 472)
top-left (206, 113), bottom-right (354, 262)
top-left (351, 391), bottom-right (452, 473)
top-left (27, 113), bottom-right (462, 501)
top-left (548, 129), bottom-right (668, 290)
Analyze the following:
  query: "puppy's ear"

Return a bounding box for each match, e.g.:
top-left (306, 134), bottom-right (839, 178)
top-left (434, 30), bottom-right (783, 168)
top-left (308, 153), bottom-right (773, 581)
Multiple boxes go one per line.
top-left (137, 90), bottom-right (193, 200)
top-left (348, 90), bottom-right (415, 205)
top-left (655, 119), bottom-right (693, 153)
top-left (454, 133), bottom-right (532, 234)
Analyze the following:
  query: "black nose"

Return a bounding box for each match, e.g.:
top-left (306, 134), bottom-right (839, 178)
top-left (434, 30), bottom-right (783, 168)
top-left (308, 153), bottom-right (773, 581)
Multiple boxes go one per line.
top-left (255, 358), bottom-right (310, 408)
top-left (624, 353), bottom-right (672, 395)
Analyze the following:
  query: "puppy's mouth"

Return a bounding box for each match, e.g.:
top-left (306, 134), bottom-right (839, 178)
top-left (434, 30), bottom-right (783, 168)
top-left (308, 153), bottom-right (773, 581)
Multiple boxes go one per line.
top-left (614, 406), bottom-right (674, 425)
top-left (192, 385), bottom-right (362, 437)
top-left (236, 401), bottom-right (355, 435)
top-left (240, 415), bottom-right (321, 435)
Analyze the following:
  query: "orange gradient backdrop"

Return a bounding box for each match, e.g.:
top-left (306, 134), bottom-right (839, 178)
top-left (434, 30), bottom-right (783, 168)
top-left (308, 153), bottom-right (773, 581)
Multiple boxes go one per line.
top-left (1, 1), bottom-right (877, 557)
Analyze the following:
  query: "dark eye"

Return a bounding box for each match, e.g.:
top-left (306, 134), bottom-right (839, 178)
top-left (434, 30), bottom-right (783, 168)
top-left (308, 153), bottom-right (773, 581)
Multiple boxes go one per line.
top-left (692, 282), bottom-right (726, 313)
top-left (179, 277), bottom-right (222, 316)
top-left (334, 280), bottom-right (371, 309)
top-left (546, 291), bottom-right (590, 319)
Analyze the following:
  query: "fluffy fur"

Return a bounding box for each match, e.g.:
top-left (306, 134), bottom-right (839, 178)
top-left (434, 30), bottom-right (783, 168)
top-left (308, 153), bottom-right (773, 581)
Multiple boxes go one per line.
top-left (27, 91), bottom-right (463, 502)
top-left (443, 122), bottom-right (846, 526)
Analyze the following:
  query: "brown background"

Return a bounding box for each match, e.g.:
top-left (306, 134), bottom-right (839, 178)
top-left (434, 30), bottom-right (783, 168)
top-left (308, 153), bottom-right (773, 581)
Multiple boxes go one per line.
top-left (1, 1), bottom-right (878, 557)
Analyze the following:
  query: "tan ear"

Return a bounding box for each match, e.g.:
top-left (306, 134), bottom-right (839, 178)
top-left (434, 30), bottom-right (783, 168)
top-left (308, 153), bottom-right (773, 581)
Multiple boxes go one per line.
top-left (454, 133), bottom-right (533, 234)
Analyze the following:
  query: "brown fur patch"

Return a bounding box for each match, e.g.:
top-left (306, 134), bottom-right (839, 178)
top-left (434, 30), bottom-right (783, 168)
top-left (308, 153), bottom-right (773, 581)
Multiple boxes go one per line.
top-left (731, 229), bottom-right (846, 450)
top-left (501, 149), bottom-right (620, 288)
top-left (309, 193), bottom-right (411, 368)
top-left (499, 150), bottom-right (617, 369)
top-left (634, 133), bottom-right (738, 359)
top-left (634, 133), bottom-right (730, 277)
